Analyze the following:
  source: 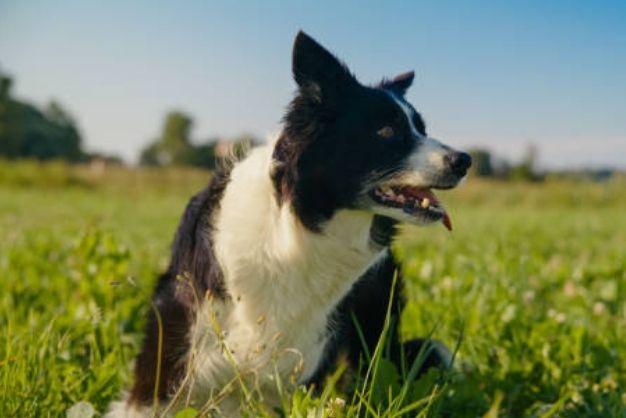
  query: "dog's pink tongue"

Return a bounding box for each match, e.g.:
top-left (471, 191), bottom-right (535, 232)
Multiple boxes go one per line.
top-left (442, 212), bottom-right (453, 231)
top-left (401, 187), bottom-right (452, 231)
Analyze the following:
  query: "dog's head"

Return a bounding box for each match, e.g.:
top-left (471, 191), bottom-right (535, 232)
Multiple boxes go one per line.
top-left (272, 31), bottom-right (471, 231)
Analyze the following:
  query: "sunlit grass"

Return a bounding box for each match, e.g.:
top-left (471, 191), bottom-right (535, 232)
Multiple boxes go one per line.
top-left (0, 161), bottom-right (624, 417)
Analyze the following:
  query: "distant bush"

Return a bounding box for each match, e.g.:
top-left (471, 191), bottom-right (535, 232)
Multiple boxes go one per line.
top-left (468, 148), bottom-right (494, 177)
top-left (0, 71), bottom-right (122, 163)
top-left (0, 72), bottom-right (88, 161)
top-left (0, 159), bottom-right (88, 188)
top-left (468, 144), bottom-right (544, 182)
top-left (139, 110), bottom-right (258, 169)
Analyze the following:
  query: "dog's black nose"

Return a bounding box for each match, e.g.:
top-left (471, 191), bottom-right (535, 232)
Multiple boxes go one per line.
top-left (445, 151), bottom-right (472, 176)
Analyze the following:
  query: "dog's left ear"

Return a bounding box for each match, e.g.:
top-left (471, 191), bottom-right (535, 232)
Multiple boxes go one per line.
top-left (292, 31), bottom-right (357, 98)
top-left (381, 71), bottom-right (415, 96)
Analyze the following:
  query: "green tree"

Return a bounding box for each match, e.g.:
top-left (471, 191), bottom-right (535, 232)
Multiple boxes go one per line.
top-left (510, 143), bottom-right (543, 182)
top-left (468, 148), bottom-right (494, 177)
top-left (0, 71), bottom-right (86, 161)
top-left (140, 111), bottom-right (194, 166)
top-left (44, 100), bottom-right (83, 161)
top-left (140, 112), bottom-right (261, 169)
top-left (186, 143), bottom-right (217, 168)
top-left (0, 74), bottom-right (11, 100)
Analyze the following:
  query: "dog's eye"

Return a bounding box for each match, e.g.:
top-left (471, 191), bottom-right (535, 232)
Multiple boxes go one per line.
top-left (377, 126), bottom-right (394, 139)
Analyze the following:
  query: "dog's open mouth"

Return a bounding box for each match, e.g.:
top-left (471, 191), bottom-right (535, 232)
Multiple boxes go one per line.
top-left (370, 185), bottom-right (453, 230)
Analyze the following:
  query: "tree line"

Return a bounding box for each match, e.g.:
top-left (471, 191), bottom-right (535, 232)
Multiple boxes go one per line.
top-left (467, 144), bottom-right (544, 182)
top-left (139, 111), bottom-right (257, 170)
top-left (0, 72), bottom-right (90, 162)
top-left (0, 70), bottom-right (257, 169)
top-left (5, 69), bottom-right (614, 181)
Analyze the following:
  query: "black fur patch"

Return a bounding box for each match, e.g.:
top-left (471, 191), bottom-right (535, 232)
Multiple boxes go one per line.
top-left (306, 249), bottom-right (403, 386)
top-left (307, 249), bottom-right (449, 388)
top-left (369, 215), bottom-right (399, 248)
top-left (129, 168), bottom-right (231, 405)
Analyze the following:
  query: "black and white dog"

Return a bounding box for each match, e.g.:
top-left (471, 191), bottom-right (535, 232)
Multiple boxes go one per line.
top-left (108, 31), bottom-right (471, 417)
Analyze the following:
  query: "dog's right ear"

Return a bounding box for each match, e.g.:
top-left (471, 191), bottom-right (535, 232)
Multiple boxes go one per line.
top-left (292, 31), bottom-right (357, 98)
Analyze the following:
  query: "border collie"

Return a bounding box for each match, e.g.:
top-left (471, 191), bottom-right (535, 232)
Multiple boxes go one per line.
top-left (108, 31), bottom-right (471, 417)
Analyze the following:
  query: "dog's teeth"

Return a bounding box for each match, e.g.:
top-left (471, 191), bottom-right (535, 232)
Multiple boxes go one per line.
top-left (421, 198), bottom-right (430, 209)
top-left (397, 194), bottom-right (405, 203)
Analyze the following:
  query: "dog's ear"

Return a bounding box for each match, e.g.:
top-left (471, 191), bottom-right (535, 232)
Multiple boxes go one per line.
top-left (381, 71), bottom-right (415, 96)
top-left (292, 31), bottom-right (357, 98)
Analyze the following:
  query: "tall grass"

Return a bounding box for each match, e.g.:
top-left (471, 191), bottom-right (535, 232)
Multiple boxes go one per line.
top-left (0, 161), bottom-right (624, 417)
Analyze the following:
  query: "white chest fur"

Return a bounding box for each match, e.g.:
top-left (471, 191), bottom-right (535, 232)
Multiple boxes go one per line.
top-left (186, 145), bottom-right (384, 408)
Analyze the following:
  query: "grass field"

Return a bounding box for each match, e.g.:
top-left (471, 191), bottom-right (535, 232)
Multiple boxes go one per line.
top-left (1, 161), bottom-right (625, 417)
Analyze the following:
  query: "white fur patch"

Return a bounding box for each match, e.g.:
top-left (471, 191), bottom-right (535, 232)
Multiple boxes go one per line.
top-left (144, 144), bottom-right (388, 413)
top-left (104, 398), bottom-right (151, 418)
top-left (405, 136), bottom-right (449, 180)
top-left (387, 91), bottom-right (424, 139)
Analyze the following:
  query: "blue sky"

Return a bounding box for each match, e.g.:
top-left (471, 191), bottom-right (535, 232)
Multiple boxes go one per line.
top-left (1, 1), bottom-right (625, 168)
